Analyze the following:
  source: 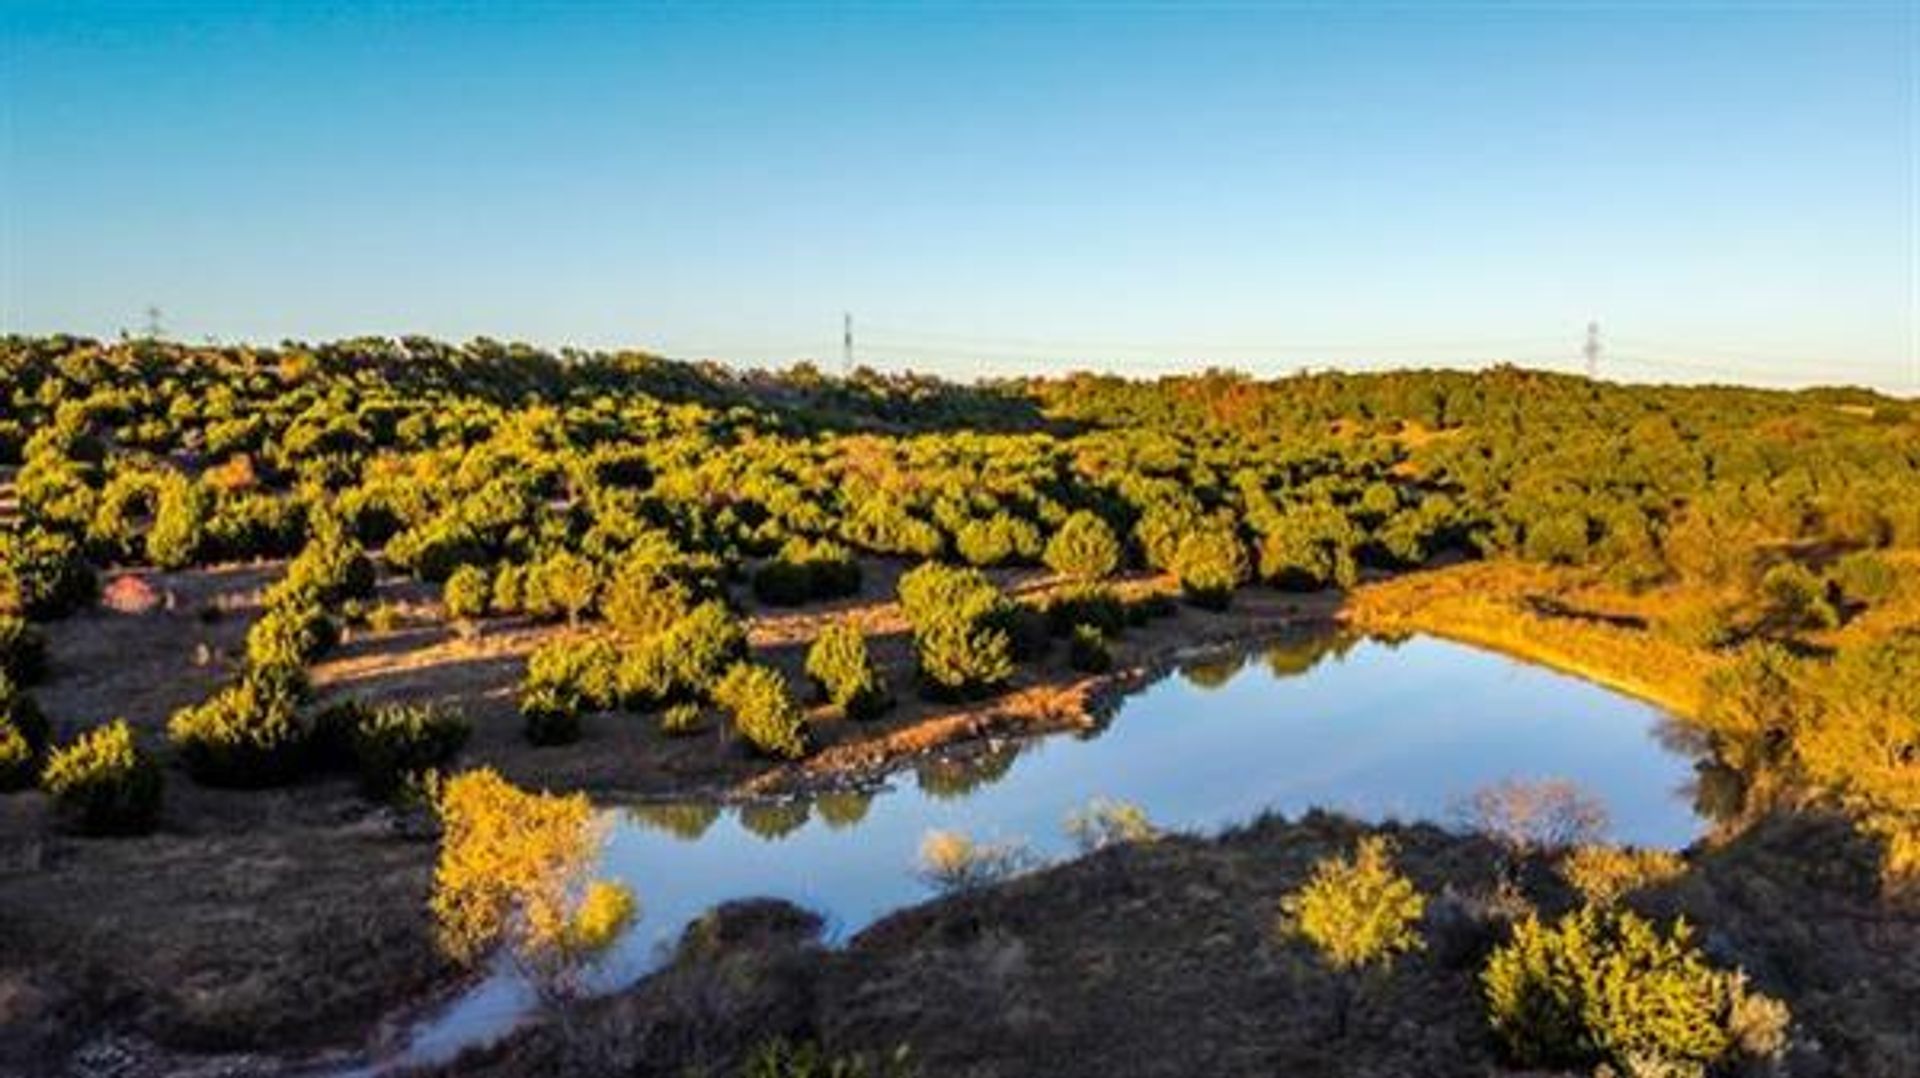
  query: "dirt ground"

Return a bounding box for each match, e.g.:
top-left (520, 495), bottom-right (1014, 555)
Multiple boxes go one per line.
top-left (0, 557), bottom-right (1338, 1076)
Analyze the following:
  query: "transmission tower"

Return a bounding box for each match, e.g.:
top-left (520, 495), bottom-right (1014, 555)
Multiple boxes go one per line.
top-left (842, 311), bottom-right (854, 376)
top-left (142, 306), bottom-right (165, 340)
top-left (1583, 321), bottom-right (1602, 381)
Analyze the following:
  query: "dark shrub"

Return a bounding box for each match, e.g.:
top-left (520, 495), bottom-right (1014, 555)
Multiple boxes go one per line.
top-left (167, 673), bottom-right (308, 787)
top-left (0, 616), bottom-right (48, 685)
top-left (1171, 525), bottom-right (1248, 609)
top-left (751, 537), bottom-right (862, 606)
top-left (350, 703), bottom-right (470, 797)
top-left (520, 684), bottom-right (583, 746)
top-left (1068, 624), bottom-right (1113, 673)
top-left (41, 720), bottom-right (163, 835)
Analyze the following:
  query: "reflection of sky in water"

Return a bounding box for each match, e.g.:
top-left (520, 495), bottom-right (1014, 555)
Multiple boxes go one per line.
top-left (387, 631), bottom-right (1701, 1069)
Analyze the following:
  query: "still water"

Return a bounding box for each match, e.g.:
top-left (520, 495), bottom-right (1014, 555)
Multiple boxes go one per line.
top-left (383, 630), bottom-right (1702, 1068)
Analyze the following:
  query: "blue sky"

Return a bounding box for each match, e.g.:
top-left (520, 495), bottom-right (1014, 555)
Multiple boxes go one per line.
top-left (2, 2), bottom-right (1914, 389)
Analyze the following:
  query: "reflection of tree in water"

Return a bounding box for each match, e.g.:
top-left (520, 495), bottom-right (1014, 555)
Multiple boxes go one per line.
top-left (1179, 652), bottom-right (1247, 691)
top-left (626, 801), bottom-right (722, 842)
top-left (915, 744), bottom-right (1020, 801)
top-left (816, 789), bottom-right (875, 830)
top-left (1261, 629), bottom-right (1355, 679)
top-left (739, 799), bottom-right (811, 842)
top-left (1691, 761), bottom-right (1750, 827)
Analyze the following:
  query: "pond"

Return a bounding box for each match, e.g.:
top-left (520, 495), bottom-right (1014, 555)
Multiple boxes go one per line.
top-left (377, 629), bottom-right (1704, 1070)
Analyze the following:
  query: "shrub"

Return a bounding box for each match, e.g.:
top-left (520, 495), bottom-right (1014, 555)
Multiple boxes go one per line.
top-left (913, 614), bottom-right (1015, 697)
top-left (145, 473), bottom-right (210, 569)
top-left (660, 701), bottom-right (705, 736)
top-left (714, 662), bottom-right (808, 760)
top-left (1558, 845), bottom-right (1686, 907)
top-left (804, 622), bottom-right (892, 719)
top-left (521, 685), bottom-right (584, 746)
top-left (0, 616), bottom-right (48, 685)
top-left (897, 563), bottom-right (1017, 697)
top-left (443, 564), bottom-right (492, 622)
top-left (1068, 624), bottom-right (1113, 673)
top-left (244, 597), bottom-right (338, 668)
top-left (41, 720), bottom-right (163, 835)
top-left (1043, 583), bottom-right (1126, 638)
top-left (1280, 835), bottom-right (1426, 972)
top-left (740, 1039), bottom-right (917, 1078)
top-left (1829, 550), bottom-right (1898, 606)
top-left (0, 528), bottom-right (97, 618)
top-left (1482, 907), bottom-right (1784, 1073)
top-left (351, 703), bottom-right (471, 798)
top-left (752, 537), bottom-right (862, 606)
top-left (602, 562), bottom-right (692, 640)
top-left (1171, 525), bottom-right (1249, 609)
top-left (1044, 510), bottom-right (1122, 580)
top-left (167, 673), bottom-right (308, 786)
top-left (533, 550), bottom-right (599, 627)
top-left (663, 600), bottom-right (749, 694)
top-left (283, 522), bottom-right (377, 605)
top-left (0, 721), bottom-right (34, 791)
top-left (954, 513), bottom-right (1041, 567)
top-left (1754, 561), bottom-right (1839, 633)
top-left (524, 637), bottom-right (620, 712)
top-left (429, 768), bottom-right (634, 999)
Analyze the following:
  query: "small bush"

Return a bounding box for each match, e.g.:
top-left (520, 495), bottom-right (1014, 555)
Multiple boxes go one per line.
top-left (660, 702), bottom-right (705, 736)
top-left (1754, 561), bottom-right (1839, 633)
top-left (602, 562), bottom-right (691, 640)
top-left (245, 597), bottom-right (339, 669)
top-left (897, 563), bottom-right (1017, 697)
top-left (752, 537), bottom-right (862, 606)
top-left (1558, 845), bottom-right (1685, 907)
top-left (520, 684), bottom-right (583, 746)
top-left (350, 703), bottom-right (470, 798)
top-left (1043, 582), bottom-right (1127, 637)
top-left (1044, 510), bottom-right (1122, 580)
top-left (1483, 906), bottom-right (1784, 1073)
top-left (741, 1038), bottom-right (917, 1078)
top-left (1280, 835), bottom-right (1426, 972)
top-left (524, 637), bottom-right (621, 712)
top-left (1068, 624), bottom-right (1113, 673)
top-left (0, 721), bottom-right (34, 791)
top-left (41, 720), bottom-right (163, 835)
top-left (715, 662), bottom-right (808, 760)
top-left (804, 622), bottom-right (892, 719)
top-left (1171, 525), bottom-right (1249, 609)
top-left (1829, 550), bottom-right (1898, 606)
top-left (0, 616), bottom-right (49, 685)
top-left (443, 564), bottom-right (492, 622)
top-left (167, 673), bottom-right (308, 787)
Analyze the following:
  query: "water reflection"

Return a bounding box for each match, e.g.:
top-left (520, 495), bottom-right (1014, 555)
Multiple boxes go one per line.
top-left (384, 628), bottom-right (1706, 1070)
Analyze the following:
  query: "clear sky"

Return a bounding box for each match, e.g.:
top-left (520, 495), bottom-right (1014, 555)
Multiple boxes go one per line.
top-left (3, 1), bottom-right (1915, 390)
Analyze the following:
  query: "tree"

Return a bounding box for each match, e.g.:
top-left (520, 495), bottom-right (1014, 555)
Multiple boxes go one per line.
top-left (430, 769), bottom-right (636, 1002)
top-left (1044, 511), bottom-right (1121, 580)
top-left (1171, 524), bottom-right (1248, 609)
top-left (535, 550), bottom-right (599, 628)
top-left (1278, 835), bottom-right (1426, 1038)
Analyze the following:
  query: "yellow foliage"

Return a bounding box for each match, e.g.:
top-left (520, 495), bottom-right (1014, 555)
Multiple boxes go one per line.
top-left (429, 769), bottom-right (636, 991)
top-left (1559, 845), bottom-right (1685, 907)
top-left (1280, 836), bottom-right (1426, 972)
